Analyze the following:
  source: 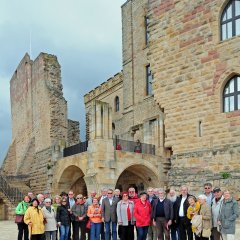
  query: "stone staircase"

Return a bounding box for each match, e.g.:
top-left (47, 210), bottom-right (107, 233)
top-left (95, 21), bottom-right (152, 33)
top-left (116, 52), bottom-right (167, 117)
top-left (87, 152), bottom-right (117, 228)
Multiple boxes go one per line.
top-left (162, 157), bottom-right (172, 174)
top-left (0, 191), bottom-right (16, 220)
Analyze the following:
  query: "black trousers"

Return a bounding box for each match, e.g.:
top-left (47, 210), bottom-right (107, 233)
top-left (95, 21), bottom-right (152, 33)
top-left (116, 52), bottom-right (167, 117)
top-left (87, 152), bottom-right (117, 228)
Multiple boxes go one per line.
top-left (31, 234), bottom-right (44, 240)
top-left (17, 222), bottom-right (29, 240)
top-left (73, 221), bottom-right (86, 240)
top-left (120, 222), bottom-right (134, 240)
top-left (178, 217), bottom-right (193, 240)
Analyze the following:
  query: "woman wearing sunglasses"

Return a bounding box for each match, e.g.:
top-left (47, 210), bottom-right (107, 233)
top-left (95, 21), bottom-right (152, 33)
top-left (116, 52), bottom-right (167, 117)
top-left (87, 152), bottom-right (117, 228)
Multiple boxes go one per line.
top-left (57, 197), bottom-right (71, 240)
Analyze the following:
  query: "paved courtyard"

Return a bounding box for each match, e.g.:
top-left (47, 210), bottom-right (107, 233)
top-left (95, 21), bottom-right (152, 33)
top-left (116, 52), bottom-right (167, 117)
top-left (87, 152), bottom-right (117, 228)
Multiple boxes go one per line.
top-left (0, 221), bottom-right (18, 240)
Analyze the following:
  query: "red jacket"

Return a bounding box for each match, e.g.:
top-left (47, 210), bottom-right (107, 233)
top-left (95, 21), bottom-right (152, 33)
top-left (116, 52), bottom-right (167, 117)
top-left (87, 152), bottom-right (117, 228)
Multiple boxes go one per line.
top-left (134, 200), bottom-right (151, 227)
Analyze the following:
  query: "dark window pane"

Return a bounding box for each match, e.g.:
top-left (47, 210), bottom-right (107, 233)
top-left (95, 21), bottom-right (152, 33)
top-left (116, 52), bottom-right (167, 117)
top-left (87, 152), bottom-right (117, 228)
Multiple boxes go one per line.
top-left (238, 77), bottom-right (240, 91)
top-left (238, 94), bottom-right (240, 109)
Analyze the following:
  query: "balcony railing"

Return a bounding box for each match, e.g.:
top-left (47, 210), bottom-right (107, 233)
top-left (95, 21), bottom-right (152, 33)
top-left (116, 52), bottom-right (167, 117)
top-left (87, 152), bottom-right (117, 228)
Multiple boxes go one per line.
top-left (63, 141), bottom-right (88, 157)
top-left (114, 139), bottom-right (155, 155)
top-left (63, 139), bottom-right (155, 157)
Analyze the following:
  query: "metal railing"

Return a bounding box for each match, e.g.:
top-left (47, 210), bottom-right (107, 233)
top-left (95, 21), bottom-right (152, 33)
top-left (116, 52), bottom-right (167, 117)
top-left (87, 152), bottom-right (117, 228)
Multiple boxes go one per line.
top-left (114, 139), bottom-right (155, 155)
top-left (0, 174), bottom-right (24, 204)
top-left (63, 141), bottom-right (88, 157)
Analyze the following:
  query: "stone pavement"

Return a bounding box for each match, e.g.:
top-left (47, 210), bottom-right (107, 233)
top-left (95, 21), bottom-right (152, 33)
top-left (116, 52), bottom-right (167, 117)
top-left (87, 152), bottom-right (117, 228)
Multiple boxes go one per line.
top-left (0, 220), bottom-right (240, 240)
top-left (0, 221), bottom-right (18, 240)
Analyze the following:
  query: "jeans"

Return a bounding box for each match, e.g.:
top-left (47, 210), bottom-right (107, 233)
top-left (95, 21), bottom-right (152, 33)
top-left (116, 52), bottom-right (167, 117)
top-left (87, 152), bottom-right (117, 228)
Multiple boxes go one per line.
top-left (137, 226), bottom-right (149, 240)
top-left (90, 222), bottom-right (101, 240)
top-left (105, 221), bottom-right (117, 240)
top-left (170, 225), bottom-right (179, 240)
top-left (45, 231), bottom-right (57, 240)
top-left (17, 222), bottom-right (29, 240)
top-left (60, 225), bottom-right (70, 240)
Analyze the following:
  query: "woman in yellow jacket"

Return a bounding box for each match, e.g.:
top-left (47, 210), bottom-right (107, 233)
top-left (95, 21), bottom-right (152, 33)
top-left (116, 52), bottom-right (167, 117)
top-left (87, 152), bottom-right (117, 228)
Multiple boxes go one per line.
top-left (187, 196), bottom-right (200, 234)
top-left (24, 198), bottom-right (45, 240)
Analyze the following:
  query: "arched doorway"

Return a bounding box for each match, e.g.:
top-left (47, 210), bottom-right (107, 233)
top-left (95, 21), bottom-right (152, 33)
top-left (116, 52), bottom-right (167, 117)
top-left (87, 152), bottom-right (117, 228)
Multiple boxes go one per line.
top-left (115, 164), bottom-right (159, 193)
top-left (57, 165), bottom-right (87, 196)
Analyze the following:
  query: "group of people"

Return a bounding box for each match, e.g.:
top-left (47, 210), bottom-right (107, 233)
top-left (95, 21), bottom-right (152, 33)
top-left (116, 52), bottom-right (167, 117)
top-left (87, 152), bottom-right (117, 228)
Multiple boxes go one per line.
top-left (15, 183), bottom-right (239, 240)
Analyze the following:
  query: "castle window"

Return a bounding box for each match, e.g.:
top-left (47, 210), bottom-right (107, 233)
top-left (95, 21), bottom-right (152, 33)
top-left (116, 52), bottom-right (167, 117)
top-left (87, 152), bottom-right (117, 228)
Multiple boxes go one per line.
top-left (145, 16), bottom-right (150, 46)
top-left (146, 65), bottom-right (153, 96)
top-left (115, 96), bottom-right (120, 112)
top-left (221, 0), bottom-right (240, 40)
top-left (223, 76), bottom-right (240, 112)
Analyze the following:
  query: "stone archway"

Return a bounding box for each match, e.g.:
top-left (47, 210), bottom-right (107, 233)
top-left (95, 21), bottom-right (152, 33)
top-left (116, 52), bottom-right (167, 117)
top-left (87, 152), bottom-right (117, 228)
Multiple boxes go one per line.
top-left (115, 164), bottom-right (160, 193)
top-left (57, 165), bottom-right (87, 196)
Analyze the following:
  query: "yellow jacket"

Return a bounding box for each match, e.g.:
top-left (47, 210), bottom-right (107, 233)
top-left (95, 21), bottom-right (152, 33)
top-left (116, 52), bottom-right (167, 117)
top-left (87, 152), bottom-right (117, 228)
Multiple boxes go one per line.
top-left (24, 206), bottom-right (45, 234)
top-left (187, 201), bottom-right (200, 233)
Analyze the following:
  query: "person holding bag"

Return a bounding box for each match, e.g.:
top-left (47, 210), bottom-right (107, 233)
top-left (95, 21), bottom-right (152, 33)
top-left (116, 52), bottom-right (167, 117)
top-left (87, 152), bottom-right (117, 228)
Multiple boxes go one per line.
top-left (15, 195), bottom-right (31, 240)
top-left (197, 195), bottom-right (212, 240)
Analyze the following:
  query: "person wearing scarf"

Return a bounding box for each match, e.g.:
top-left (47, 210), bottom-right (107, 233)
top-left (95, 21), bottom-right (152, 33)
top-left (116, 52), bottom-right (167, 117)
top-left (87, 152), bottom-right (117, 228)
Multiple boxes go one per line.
top-left (117, 192), bottom-right (135, 240)
top-left (42, 198), bottom-right (57, 240)
top-left (71, 194), bottom-right (87, 240)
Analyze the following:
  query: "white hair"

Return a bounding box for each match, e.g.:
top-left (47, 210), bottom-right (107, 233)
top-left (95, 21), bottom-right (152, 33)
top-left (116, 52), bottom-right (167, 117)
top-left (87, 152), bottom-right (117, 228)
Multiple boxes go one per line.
top-left (198, 194), bottom-right (207, 200)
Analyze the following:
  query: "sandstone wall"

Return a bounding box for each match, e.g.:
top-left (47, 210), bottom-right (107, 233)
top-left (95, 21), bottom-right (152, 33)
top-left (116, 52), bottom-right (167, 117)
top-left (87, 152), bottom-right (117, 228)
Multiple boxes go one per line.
top-left (147, 0), bottom-right (240, 187)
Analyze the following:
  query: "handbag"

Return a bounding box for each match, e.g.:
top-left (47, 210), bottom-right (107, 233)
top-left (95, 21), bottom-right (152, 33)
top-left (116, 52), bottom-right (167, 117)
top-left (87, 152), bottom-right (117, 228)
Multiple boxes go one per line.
top-left (202, 228), bottom-right (211, 238)
top-left (86, 220), bottom-right (91, 229)
top-left (15, 214), bottom-right (24, 224)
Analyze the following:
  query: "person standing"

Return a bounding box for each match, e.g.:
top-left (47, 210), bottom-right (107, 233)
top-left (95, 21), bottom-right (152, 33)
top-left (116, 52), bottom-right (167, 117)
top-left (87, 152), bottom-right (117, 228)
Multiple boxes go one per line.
top-left (196, 195), bottom-right (212, 240)
top-left (203, 183), bottom-right (214, 207)
top-left (175, 185), bottom-right (192, 240)
top-left (57, 197), bottom-right (71, 240)
top-left (87, 197), bottom-right (102, 240)
top-left (211, 187), bottom-right (224, 240)
top-left (117, 192), bottom-right (135, 240)
top-left (151, 188), bottom-right (173, 240)
top-left (15, 195), bottom-right (31, 240)
top-left (42, 198), bottom-right (57, 240)
top-left (218, 190), bottom-right (239, 240)
top-left (71, 194), bottom-right (87, 240)
top-left (98, 188), bottom-right (108, 240)
top-left (167, 189), bottom-right (179, 240)
top-left (134, 192), bottom-right (151, 240)
top-left (24, 198), bottom-right (45, 240)
top-left (67, 190), bottom-right (76, 240)
top-left (147, 187), bottom-right (157, 240)
top-left (101, 189), bottom-right (119, 240)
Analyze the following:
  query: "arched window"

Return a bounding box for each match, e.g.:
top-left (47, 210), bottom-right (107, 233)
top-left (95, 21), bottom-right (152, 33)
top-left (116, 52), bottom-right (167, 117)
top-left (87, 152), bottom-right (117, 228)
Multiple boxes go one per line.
top-left (223, 76), bottom-right (240, 112)
top-left (115, 96), bottom-right (120, 112)
top-left (221, 0), bottom-right (240, 40)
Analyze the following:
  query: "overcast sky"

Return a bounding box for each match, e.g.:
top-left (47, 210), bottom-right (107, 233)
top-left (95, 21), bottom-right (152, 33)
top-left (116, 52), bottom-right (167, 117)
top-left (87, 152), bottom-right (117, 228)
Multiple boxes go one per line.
top-left (0, 0), bottom-right (126, 165)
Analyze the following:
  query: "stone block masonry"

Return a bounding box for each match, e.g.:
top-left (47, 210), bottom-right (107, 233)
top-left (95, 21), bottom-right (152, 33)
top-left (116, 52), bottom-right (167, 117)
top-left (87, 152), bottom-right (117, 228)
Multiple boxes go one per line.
top-left (1, 52), bottom-right (80, 194)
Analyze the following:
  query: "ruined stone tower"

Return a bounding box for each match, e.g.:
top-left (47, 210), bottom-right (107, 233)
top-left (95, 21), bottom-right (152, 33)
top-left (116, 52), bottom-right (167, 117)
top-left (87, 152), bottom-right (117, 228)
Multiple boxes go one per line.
top-left (1, 53), bottom-right (80, 193)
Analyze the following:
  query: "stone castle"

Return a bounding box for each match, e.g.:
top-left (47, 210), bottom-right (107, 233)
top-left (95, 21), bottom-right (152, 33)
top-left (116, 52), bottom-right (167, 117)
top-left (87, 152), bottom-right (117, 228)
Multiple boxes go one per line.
top-left (1, 0), bottom-right (240, 219)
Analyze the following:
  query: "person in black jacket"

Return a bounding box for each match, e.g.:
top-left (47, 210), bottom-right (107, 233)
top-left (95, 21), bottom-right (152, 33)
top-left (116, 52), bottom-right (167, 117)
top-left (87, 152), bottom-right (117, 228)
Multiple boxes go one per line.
top-left (57, 197), bottom-right (71, 240)
top-left (151, 188), bottom-right (173, 240)
top-left (175, 185), bottom-right (192, 240)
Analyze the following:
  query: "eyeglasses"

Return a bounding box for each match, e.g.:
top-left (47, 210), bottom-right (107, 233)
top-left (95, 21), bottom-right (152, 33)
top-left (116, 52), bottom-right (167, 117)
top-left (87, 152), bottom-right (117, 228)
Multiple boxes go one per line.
top-left (123, 195), bottom-right (128, 197)
top-left (62, 201), bottom-right (67, 203)
top-left (128, 191), bottom-right (135, 193)
top-left (68, 193), bottom-right (73, 195)
top-left (77, 197), bottom-right (83, 199)
top-left (108, 192), bottom-right (113, 194)
top-left (204, 187), bottom-right (211, 189)
top-left (45, 202), bottom-right (51, 204)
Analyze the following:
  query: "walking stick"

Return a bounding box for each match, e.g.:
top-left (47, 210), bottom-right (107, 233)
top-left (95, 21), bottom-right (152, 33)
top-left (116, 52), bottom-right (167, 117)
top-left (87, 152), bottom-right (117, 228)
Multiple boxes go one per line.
top-left (28, 224), bottom-right (32, 240)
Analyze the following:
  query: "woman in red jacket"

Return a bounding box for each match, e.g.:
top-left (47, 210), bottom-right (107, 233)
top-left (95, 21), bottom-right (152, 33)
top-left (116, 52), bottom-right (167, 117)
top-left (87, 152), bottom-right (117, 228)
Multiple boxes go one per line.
top-left (134, 192), bottom-right (151, 240)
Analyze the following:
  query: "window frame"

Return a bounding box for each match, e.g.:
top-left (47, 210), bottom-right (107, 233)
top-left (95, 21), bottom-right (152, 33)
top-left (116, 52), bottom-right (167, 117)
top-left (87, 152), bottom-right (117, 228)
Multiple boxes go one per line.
top-left (115, 96), bottom-right (120, 112)
top-left (146, 65), bottom-right (153, 96)
top-left (220, 0), bottom-right (240, 40)
top-left (223, 76), bottom-right (240, 112)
